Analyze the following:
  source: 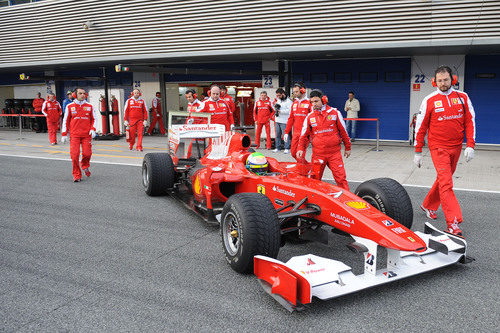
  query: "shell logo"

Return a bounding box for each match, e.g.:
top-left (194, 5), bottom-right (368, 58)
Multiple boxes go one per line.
top-left (345, 201), bottom-right (370, 210)
top-left (194, 175), bottom-right (201, 194)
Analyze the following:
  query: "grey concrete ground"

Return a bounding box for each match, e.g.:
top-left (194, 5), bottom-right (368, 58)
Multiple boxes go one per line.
top-left (0, 130), bottom-right (499, 332)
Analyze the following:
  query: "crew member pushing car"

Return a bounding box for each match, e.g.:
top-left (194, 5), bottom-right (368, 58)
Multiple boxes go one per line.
top-left (297, 90), bottom-right (351, 190)
top-left (124, 88), bottom-right (148, 151)
top-left (413, 65), bottom-right (476, 237)
top-left (61, 88), bottom-right (98, 182)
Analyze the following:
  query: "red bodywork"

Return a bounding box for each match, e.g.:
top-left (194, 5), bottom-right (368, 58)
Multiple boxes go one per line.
top-left (172, 131), bottom-right (427, 253)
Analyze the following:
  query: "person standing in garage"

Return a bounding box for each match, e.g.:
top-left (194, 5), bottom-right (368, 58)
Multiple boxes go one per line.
top-left (147, 92), bottom-right (166, 136)
top-left (273, 88), bottom-right (292, 153)
top-left (284, 82), bottom-right (312, 160)
top-left (32, 92), bottom-right (45, 133)
top-left (253, 91), bottom-right (275, 150)
top-left (220, 85), bottom-right (237, 126)
top-left (61, 88), bottom-right (98, 182)
top-left (296, 89), bottom-right (351, 189)
top-left (196, 85), bottom-right (234, 131)
top-left (344, 91), bottom-right (360, 141)
top-left (41, 92), bottom-right (62, 145)
top-left (124, 88), bottom-right (148, 151)
top-left (413, 65), bottom-right (476, 237)
top-left (62, 90), bottom-right (73, 116)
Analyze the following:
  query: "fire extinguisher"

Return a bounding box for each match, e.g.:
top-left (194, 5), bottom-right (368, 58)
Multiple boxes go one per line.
top-left (125, 124), bottom-right (130, 142)
top-left (100, 96), bottom-right (108, 135)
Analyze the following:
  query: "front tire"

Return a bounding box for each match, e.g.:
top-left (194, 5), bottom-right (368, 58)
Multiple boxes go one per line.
top-left (142, 153), bottom-right (175, 196)
top-left (355, 178), bottom-right (413, 229)
top-left (220, 193), bottom-right (281, 273)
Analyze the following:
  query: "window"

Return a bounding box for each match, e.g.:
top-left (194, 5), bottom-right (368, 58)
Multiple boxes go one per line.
top-left (310, 73), bottom-right (328, 83)
top-left (359, 72), bottom-right (378, 82)
top-left (334, 72), bottom-right (352, 83)
top-left (385, 71), bottom-right (405, 82)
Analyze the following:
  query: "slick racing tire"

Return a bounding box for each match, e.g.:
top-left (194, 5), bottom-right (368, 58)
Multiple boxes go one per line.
top-left (355, 178), bottom-right (413, 229)
top-left (220, 193), bottom-right (281, 274)
top-left (142, 153), bottom-right (175, 196)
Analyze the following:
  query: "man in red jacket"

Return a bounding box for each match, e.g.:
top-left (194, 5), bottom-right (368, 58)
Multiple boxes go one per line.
top-left (297, 90), bottom-right (351, 190)
top-left (185, 89), bottom-right (202, 124)
top-left (284, 82), bottom-right (312, 160)
top-left (110, 95), bottom-right (120, 135)
top-left (253, 91), bottom-right (275, 149)
top-left (41, 92), bottom-right (62, 145)
top-left (124, 89), bottom-right (148, 151)
top-left (147, 92), bottom-right (166, 135)
top-left (61, 88), bottom-right (98, 182)
top-left (196, 85), bottom-right (234, 131)
top-left (32, 92), bottom-right (46, 133)
top-left (413, 66), bottom-right (476, 236)
top-left (220, 85), bottom-right (237, 125)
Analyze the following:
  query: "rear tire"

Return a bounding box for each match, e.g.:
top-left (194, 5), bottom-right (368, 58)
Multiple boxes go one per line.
top-left (220, 193), bottom-right (281, 273)
top-left (142, 153), bottom-right (175, 196)
top-left (355, 178), bottom-right (413, 229)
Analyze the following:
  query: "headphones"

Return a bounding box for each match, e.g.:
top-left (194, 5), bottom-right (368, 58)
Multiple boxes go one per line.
top-left (46, 95), bottom-right (55, 101)
top-left (72, 89), bottom-right (88, 99)
top-left (294, 82), bottom-right (306, 94)
top-left (431, 66), bottom-right (458, 87)
top-left (186, 89), bottom-right (197, 99)
top-left (130, 89), bottom-right (142, 97)
top-left (310, 89), bottom-right (329, 105)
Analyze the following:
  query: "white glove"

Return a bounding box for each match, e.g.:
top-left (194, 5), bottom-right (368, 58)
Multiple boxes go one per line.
top-left (124, 120), bottom-right (129, 127)
top-left (414, 153), bottom-right (423, 168)
top-left (186, 118), bottom-right (194, 124)
top-left (143, 120), bottom-right (148, 127)
top-left (464, 147), bottom-right (475, 162)
top-left (89, 130), bottom-right (96, 138)
top-left (283, 134), bottom-right (289, 142)
top-left (230, 124), bottom-right (235, 130)
top-left (61, 136), bottom-right (68, 144)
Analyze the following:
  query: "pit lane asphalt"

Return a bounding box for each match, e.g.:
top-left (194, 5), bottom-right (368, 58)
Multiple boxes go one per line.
top-left (1, 155), bottom-right (498, 332)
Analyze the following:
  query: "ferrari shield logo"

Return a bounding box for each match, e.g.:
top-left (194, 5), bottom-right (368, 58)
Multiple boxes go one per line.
top-left (257, 184), bottom-right (265, 194)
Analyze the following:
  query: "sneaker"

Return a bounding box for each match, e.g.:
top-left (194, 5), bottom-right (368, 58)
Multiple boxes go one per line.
top-left (446, 220), bottom-right (463, 237)
top-left (284, 149), bottom-right (290, 154)
top-left (73, 177), bottom-right (81, 183)
top-left (137, 148), bottom-right (143, 152)
top-left (50, 142), bottom-right (56, 145)
top-left (84, 168), bottom-right (91, 177)
top-left (129, 145), bottom-right (133, 150)
top-left (420, 205), bottom-right (437, 220)
top-left (273, 148), bottom-right (279, 153)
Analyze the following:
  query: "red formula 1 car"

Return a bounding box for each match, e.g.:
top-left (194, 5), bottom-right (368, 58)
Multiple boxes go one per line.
top-left (142, 123), bottom-right (470, 311)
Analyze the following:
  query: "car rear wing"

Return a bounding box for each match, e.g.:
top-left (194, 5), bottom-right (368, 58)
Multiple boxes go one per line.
top-left (254, 222), bottom-right (471, 312)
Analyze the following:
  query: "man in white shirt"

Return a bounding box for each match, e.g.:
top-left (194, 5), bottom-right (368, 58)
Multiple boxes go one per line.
top-left (344, 91), bottom-right (360, 141)
top-left (272, 88), bottom-right (292, 153)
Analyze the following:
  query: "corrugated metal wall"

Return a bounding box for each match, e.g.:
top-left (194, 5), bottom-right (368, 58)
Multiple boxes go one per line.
top-left (0, 0), bottom-right (499, 68)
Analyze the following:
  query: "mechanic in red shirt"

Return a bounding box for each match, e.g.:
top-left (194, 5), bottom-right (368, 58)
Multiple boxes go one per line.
top-left (61, 88), bottom-right (98, 182)
top-left (124, 88), bottom-right (148, 151)
top-left (297, 90), bottom-right (351, 190)
top-left (110, 95), bottom-right (120, 135)
top-left (147, 92), bottom-right (166, 135)
top-left (32, 92), bottom-right (46, 133)
top-left (413, 66), bottom-right (476, 236)
top-left (253, 91), bottom-right (275, 149)
top-left (196, 85), bottom-right (234, 131)
top-left (41, 92), bottom-right (62, 145)
top-left (185, 89), bottom-right (203, 124)
top-left (284, 82), bottom-right (312, 160)
top-left (220, 85), bottom-right (238, 125)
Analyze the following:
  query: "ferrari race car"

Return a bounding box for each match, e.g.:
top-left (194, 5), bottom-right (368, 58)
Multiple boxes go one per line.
top-left (142, 123), bottom-right (471, 311)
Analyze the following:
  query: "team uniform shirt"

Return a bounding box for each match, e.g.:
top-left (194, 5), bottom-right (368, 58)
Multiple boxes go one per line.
top-left (62, 100), bottom-right (98, 137)
top-left (124, 97), bottom-right (148, 123)
top-left (253, 98), bottom-right (275, 123)
top-left (298, 105), bottom-right (351, 155)
top-left (285, 97), bottom-right (312, 135)
top-left (196, 98), bottom-right (234, 130)
top-left (152, 97), bottom-right (161, 115)
top-left (41, 100), bottom-right (62, 122)
top-left (32, 98), bottom-right (44, 113)
top-left (187, 100), bottom-right (203, 124)
top-left (414, 87), bottom-right (476, 153)
top-left (222, 94), bottom-right (236, 115)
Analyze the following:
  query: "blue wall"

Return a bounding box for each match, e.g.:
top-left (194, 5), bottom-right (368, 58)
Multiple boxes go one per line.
top-left (292, 58), bottom-right (411, 140)
top-left (465, 55), bottom-right (499, 144)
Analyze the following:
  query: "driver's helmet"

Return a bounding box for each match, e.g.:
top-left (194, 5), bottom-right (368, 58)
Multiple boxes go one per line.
top-left (245, 152), bottom-right (269, 175)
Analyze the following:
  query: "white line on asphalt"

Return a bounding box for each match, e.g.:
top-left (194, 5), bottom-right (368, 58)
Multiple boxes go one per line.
top-left (1, 153), bottom-right (498, 194)
top-left (0, 153), bottom-right (140, 167)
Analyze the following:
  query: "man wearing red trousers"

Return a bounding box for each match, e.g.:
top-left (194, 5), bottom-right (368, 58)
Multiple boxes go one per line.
top-left (41, 92), bottom-right (62, 145)
top-left (284, 82), bottom-right (312, 161)
top-left (110, 95), bottom-right (120, 135)
top-left (124, 89), bottom-right (148, 151)
top-left (253, 91), bottom-right (275, 149)
top-left (147, 92), bottom-right (166, 135)
top-left (297, 90), bottom-right (351, 190)
top-left (61, 88), bottom-right (98, 182)
top-left (414, 66), bottom-right (476, 237)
